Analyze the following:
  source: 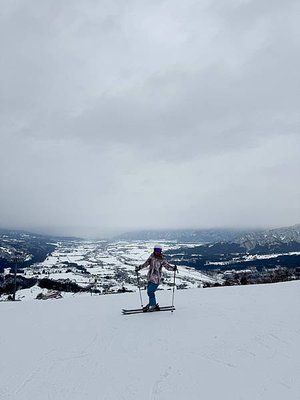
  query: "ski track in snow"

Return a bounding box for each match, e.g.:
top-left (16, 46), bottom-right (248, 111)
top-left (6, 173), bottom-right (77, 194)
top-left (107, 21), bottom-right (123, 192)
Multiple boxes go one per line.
top-left (151, 366), bottom-right (172, 400)
top-left (15, 366), bottom-right (42, 395)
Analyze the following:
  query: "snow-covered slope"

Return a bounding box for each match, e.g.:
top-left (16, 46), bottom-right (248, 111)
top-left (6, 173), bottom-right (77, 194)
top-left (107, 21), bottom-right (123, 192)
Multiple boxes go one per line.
top-left (1, 282), bottom-right (299, 400)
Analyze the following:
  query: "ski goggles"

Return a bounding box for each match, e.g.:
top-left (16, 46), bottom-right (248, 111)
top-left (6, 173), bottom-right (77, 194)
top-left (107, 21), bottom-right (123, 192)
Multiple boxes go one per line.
top-left (154, 247), bottom-right (162, 252)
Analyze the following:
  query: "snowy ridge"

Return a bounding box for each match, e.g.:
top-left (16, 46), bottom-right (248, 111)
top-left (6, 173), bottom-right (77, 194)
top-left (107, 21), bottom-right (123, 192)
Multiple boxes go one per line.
top-left (0, 281), bottom-right (299, 400)
top-left (236, 224), bottom-right (300, 251)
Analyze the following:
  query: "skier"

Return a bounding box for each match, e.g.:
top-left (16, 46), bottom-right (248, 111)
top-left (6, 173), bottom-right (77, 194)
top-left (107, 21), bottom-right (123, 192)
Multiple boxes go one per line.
top-left (135, 245), bottom-right (177, 312)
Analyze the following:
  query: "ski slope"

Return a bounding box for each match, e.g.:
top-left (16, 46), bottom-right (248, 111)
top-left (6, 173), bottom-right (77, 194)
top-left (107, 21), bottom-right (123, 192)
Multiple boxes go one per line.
top-left (1, 282), bottom-right (299, 400)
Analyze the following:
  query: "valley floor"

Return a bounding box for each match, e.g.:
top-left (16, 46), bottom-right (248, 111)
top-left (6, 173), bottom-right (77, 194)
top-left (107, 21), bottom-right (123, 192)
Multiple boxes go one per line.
top-left (0, 281), bottom-right (299, 400)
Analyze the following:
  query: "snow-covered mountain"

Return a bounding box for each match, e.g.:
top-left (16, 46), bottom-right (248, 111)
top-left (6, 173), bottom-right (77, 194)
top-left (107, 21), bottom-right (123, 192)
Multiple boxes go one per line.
top-left (0, 229), bottom-right (69, 272)
top-left (1, 281), bottom-right (299, 400)
top-left (235, 224), bottom-right (300, 252)
top-left (115, 225), bottom-right (300, 253)
top-left (115, 228), bottom-right (249, 243)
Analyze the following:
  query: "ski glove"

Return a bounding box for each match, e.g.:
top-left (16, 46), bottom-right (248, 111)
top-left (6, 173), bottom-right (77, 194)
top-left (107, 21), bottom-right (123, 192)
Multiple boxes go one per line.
top-left (173, 265), bottom-right (178, 272)
top-left (135, 266), bottom-right (141, 272)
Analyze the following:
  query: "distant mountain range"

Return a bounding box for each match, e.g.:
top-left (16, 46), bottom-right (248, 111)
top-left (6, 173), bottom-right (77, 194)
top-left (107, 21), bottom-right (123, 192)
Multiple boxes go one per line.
top-left (114, 228), bottom-right (250, 243)
top-left (1, 224), bottom-right (300, 273)
top-left (162, 224), bottom-right (300, 271)
top-left (115, 224), bottom-right (300, 251)
top-left (235, 224), bottom-right (300, 251)
top-left (117, 225), bottom-right (300, 271)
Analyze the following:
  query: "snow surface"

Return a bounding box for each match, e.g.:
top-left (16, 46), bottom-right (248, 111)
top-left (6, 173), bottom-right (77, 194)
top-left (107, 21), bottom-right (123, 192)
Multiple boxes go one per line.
top-left (0, 282), bottom-right (299, 400)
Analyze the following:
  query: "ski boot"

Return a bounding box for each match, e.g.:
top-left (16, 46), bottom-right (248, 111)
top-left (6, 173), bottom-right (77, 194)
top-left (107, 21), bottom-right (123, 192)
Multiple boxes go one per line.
top-left (148, 303), bottom-right (160, 312)
top-left (143, 304), bottom-right (150, 312)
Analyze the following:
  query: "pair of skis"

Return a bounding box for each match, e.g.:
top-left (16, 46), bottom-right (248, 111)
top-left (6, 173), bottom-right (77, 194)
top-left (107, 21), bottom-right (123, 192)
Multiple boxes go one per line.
top-left (123, 266), bottom-right (177, 315)
top-left (122, 305), bottom-right (175, 315)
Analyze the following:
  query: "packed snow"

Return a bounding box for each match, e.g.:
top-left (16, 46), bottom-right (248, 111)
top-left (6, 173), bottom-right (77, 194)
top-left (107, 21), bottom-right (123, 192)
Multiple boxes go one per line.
top-left (0, 281), bottom-right (299, 400)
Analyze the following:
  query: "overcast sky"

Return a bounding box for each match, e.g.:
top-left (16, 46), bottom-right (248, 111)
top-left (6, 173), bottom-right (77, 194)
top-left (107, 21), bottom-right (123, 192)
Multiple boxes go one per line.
top-left (1, 0), bottom-right (300, 237)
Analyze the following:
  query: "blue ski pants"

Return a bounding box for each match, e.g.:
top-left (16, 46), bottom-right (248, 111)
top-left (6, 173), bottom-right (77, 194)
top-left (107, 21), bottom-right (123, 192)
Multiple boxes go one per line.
top-left (147, 282), bottom-right (159, 306)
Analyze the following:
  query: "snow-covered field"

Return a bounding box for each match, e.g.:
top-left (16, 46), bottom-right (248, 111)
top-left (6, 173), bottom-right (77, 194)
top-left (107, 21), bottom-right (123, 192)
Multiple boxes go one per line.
top-left (8, 240), bottom-right (218, 301)
top-left (1, 281), bottom-right (299, 400)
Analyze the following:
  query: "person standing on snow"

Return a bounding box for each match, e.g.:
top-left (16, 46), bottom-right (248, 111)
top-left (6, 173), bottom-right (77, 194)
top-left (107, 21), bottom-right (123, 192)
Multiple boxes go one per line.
top-left (135, 245), bottom-right (177, 312)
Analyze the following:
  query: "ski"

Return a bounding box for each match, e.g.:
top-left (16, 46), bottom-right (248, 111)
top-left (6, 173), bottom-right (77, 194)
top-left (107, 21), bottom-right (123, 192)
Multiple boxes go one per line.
top-left (122, 305), bottom-right (174, 313)
top-left (122, 306), bottom-right (174, 312)
top-left (122, 306), bottom-right (175, 315)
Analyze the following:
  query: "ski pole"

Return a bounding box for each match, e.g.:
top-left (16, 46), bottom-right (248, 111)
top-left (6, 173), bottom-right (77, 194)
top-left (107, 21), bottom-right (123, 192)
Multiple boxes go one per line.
top-left (171, 265), bottom-right (177, 311)
top-left (136, 270), bottom-right (144, 308)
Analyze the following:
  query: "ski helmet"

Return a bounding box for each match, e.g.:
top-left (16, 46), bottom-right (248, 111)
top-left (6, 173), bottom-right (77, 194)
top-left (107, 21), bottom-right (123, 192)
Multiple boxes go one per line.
top-left (154, 245), bottom-right (162, 253)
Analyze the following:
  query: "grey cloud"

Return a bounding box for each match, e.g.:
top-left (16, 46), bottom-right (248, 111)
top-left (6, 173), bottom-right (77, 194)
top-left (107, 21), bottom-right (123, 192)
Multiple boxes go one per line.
top-left (0, 0), bottom-right (299, 236)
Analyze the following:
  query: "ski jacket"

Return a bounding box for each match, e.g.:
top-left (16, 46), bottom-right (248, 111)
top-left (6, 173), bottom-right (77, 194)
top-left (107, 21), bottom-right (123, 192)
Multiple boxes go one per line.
top-left (139, 253), bottom-right (175, 284)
